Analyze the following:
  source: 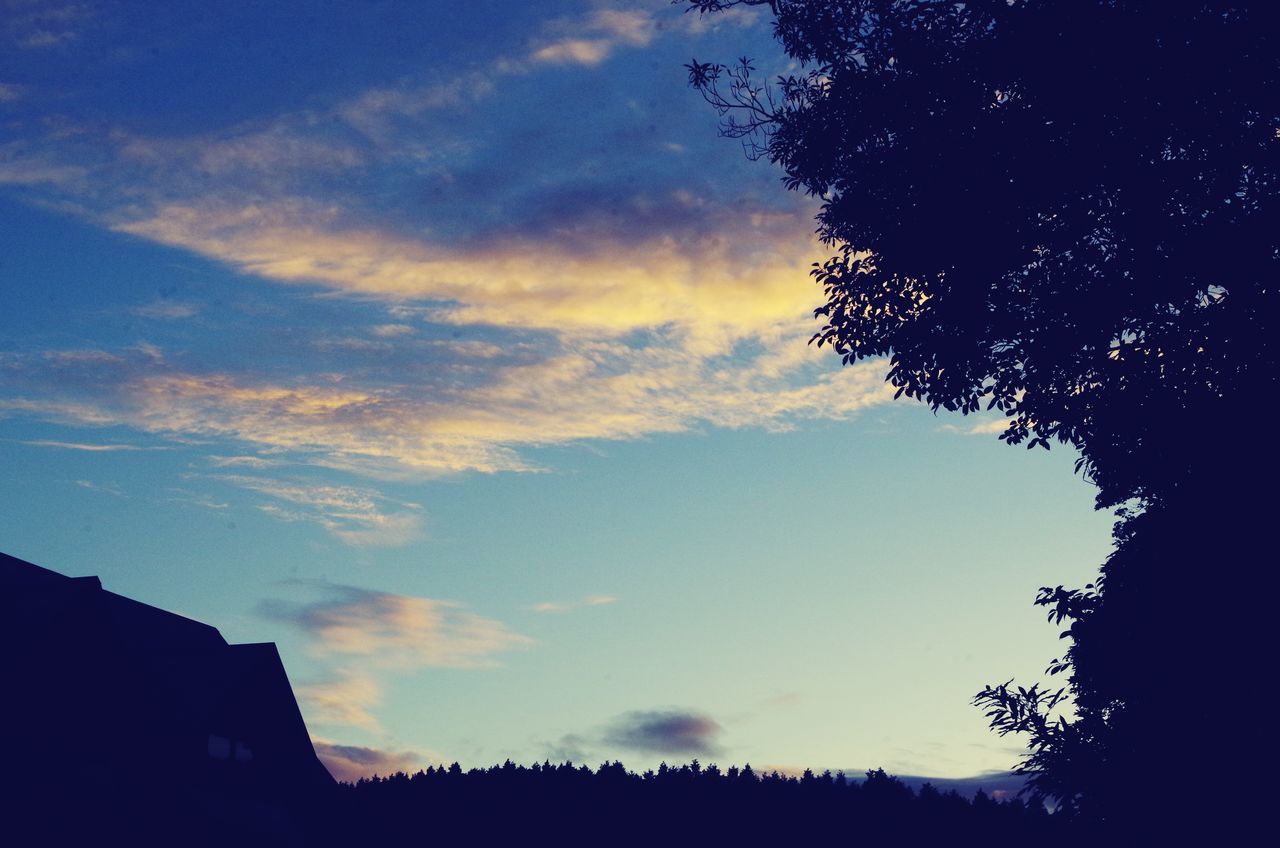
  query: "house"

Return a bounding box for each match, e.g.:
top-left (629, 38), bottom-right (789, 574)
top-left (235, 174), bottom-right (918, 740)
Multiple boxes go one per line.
top-left (1, 550), bottom-right (334, 844)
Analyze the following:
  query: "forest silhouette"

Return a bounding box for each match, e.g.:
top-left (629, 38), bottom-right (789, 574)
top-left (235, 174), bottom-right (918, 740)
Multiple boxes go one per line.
top-left (316, 760), bottom-right (1071, 845)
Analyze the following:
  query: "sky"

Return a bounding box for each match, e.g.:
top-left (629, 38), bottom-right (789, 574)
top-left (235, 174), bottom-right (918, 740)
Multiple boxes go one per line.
top-left (0, 0), bottom-right (1113, 785)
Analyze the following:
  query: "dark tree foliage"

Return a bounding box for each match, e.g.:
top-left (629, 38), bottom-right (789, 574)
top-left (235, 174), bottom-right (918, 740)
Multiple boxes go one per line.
top-left (682, 0), bottom-right (1278, 831)
top-left (683, 0), bottom-right (1277, 509)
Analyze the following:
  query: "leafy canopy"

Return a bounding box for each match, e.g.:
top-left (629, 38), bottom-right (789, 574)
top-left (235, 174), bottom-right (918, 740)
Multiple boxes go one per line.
top-left (683, 0), bottom-right (1278, 509)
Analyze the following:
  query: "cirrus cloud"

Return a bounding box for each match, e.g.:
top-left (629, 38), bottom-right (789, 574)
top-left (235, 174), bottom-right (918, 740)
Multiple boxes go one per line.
top-left (0, 2), bottom-right (897, 505)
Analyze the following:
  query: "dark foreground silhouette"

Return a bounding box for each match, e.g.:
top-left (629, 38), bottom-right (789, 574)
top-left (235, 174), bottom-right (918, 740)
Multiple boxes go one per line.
top-left (321, 760), bottom-right (1069, 847)
top-left (1, 552), bottom-right (331, 846)
top-left (3, 551), bottom-right (1068, 846)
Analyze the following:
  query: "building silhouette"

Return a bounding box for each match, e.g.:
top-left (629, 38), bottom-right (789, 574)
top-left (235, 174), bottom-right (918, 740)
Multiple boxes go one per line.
top-left (1, 550), bottom-right (333, 844)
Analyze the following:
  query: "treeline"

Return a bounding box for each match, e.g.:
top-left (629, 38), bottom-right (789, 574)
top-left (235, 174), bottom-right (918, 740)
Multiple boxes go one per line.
top-left (309, 760), bottom-right (1074, 845)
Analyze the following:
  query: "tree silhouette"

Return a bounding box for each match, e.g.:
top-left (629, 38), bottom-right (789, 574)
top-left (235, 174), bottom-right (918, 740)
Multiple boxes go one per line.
top-left (324, 759), bottom-right (1064, 845)
top-left (681, 0), bottom-right (1278, 829)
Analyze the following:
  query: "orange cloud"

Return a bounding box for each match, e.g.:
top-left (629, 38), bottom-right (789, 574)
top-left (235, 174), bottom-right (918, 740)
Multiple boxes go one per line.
top-left (112, 198), bottom-right (822, 340)
top-left (298, 673), bottom-right (384, 733)
top-left (269, 582), bottom-right (531, 734)
top-left (532, 8), bottom-right (656, 65)
top-left (0, 31), bottom-right (899, 492)
top-left (262, 581), bottom-right (533, 670)
top-left (3, 326), bottom-right (892, 479)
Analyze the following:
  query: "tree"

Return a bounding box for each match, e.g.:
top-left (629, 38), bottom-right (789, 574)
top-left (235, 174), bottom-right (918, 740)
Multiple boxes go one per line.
top-left (682, 0), bottom-right (1278, 828)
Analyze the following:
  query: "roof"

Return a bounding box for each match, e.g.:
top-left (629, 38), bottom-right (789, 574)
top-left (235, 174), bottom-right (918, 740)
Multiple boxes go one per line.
top-left (1, 550), bottom-right (334, 792)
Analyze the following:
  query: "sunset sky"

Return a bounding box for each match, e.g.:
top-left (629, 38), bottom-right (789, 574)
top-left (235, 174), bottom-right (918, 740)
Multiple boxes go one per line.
top-left (0, 0), bottom-right (1112, 783)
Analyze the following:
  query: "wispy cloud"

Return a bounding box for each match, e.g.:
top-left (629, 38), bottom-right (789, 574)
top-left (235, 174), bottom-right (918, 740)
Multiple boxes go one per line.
top-left (19, 439), bottom-right (155, 452)
top-left (529, 594), bottom-right (618, 614)
top-left (213, 474), bottom-right (425, 547)
top-left (532, 8), bottom-right (657, 66)
top-left (334, 70), bottom-right (497, 145)
top-left (260, 580), bottom-right (532, 669)
top-left (531, 39), bottom-right (613, 66)
top-left (370, 323), bottom-right (414, 338)
top-left (4, 1), bottom-right (92, 50)
top-left (0, 155), bottom-right (87, 187)
top-left (166, 488), bottom-right (229, 510)
top-left (129, 300), bottom-right (200, 320)
top-left (74, 479), bottom-right (125, 496)
top-left (297, 672), bottom-right (384, 732)
top-left (0, 5), bottom-right (898, 493)
top-left (0, 325), bottom-right (893, 480)
top-left (206, 454), bottom-right (285, 469)
top-left (940, 417), bottom-right (1012, 436)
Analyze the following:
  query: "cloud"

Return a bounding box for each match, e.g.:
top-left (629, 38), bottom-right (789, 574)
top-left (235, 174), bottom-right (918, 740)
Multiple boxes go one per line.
top-left (545, 707), bottom-right (727, 763)
top-left (0, 156), bottom-right (87, 187)
top-left (532, 39), bottom-right (613, 66)
top-left (529, 594), bottom-right (618, 614)
top-left (166, 489), bottom-right (230, 510)
top-left (678, 4), bottom-right (766, 34)
top-left (206, 454), bottom-right (285, 469)
top-left (602, 709), bottom-right (724, 757)
top-left (940, 417), bottom-right (1012, 436)
top-left (587, 9), bottom-right (657, 47)
top-left (212, 474), bottom-right (425, 546)
top-left (546, 733), bottom-right (592, 764)
top-left (371, 323), bottom-right (414, 337)
top-left (269, 581), bottom-right (531, 735)
top-left (532, 9), bottom-right (656, 66)
top-left (314, 740), bottom-right (439, 783)
top-left (19, 439), bottom-right (153, 452)
top-left (111, 198), bottom-right (824, 338)
top-left (3, 1), bottom-right (92, 50)
top-left (334, 71), bottom-right (497, 144)
top-left (0, 10), bottom-right (899, 487)
top-left (129, 300), bottom-right (200, 320)
top-left (0, 83), bottom-right (26, 102)
top-left (0, 321), bottom-right (893, 480)
top-left (297, 673), bottom-right (384, 732)
top-left (260, 580), bottom-right (532, 670)
top-left (74, 479), bottom-right (125, 496)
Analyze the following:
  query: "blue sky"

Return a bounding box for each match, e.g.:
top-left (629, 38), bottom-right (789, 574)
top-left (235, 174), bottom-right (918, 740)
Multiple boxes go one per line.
top-left (0, 0), bottom-right (1112, 783)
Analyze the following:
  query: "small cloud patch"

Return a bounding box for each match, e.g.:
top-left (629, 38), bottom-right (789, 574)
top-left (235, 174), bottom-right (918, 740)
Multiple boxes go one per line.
top-left (603, 709), bottom-right (724, 757)
top-left (528, 594), bottom-right (617, 614)
top-left (260, 580), bottom-right (532, 669)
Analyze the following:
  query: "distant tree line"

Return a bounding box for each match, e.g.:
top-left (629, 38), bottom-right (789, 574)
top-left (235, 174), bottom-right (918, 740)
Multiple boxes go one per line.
top-left (308, 759), bottom-right (1073, 845)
